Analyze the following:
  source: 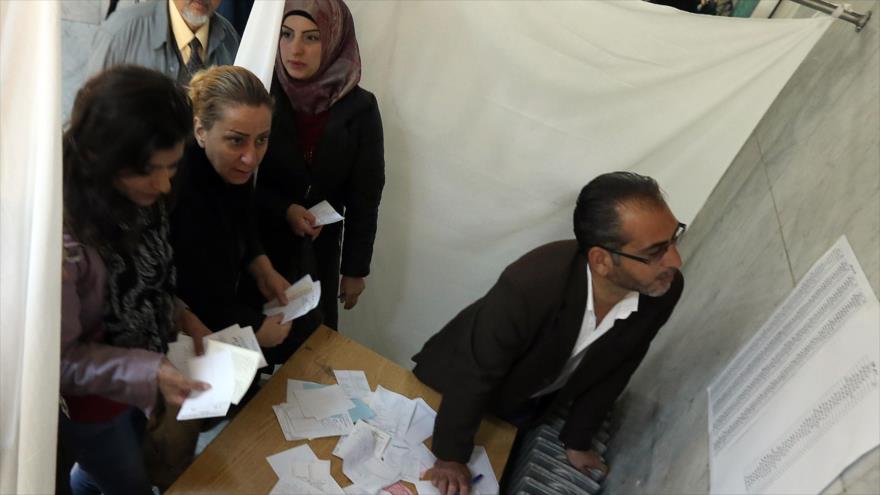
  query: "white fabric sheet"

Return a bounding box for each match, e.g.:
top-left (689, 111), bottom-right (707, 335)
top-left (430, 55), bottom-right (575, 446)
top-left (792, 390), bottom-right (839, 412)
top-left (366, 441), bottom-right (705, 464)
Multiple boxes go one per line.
top-left (0, 1), bottom-right (63, 493)
top-left (238, 1), bottom-right (831, 364)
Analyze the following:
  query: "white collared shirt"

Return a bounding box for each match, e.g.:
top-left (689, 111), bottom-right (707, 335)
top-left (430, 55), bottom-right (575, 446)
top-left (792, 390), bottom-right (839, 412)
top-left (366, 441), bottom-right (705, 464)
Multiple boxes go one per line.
top-left (168, 0), bottom-right (210, 64)
top-left (533, 264), bottom-right (640, 397)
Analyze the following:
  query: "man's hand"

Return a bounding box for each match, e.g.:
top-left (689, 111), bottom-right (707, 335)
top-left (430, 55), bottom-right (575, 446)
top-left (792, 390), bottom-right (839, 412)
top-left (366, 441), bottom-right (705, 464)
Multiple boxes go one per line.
top-left (423, 460), bottom-right (472, 495)
top-left (157, 358), bottom-right (210, 407)
top-left (339, 276), bottom-right (365, 310)
top-left (565, 448), bottom-right (608, 481)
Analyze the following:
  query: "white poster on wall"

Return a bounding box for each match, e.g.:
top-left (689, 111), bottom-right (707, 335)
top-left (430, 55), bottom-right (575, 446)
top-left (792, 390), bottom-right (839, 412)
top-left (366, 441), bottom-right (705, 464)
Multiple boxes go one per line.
top-left (708, 236), bottom-right (880, 494)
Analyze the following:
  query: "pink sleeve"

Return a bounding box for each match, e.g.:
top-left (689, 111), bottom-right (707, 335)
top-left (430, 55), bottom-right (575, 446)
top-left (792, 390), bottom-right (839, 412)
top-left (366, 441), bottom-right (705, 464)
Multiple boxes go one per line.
top-left (59, 242), bottom-right (164, 415)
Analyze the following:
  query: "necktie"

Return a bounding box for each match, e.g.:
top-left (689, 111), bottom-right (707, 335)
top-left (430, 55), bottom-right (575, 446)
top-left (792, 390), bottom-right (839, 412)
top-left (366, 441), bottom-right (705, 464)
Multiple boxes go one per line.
top-left (186, 37), bottom-right (204, 76)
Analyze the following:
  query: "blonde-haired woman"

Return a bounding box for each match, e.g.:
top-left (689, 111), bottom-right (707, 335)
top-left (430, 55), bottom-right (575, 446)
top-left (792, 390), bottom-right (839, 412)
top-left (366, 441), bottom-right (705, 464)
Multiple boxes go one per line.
top-left (170, 65), bottom-right (300, 365)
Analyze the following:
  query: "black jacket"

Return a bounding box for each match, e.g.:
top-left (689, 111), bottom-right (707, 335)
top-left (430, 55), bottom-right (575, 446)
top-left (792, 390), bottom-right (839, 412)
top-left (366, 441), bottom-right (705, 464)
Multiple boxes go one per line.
top-left (170, 142), bottom-right (265, 331)
top-left (256, 83), bottom-right (385, 283)
top-left (413, 240), bottom-right (684, 463)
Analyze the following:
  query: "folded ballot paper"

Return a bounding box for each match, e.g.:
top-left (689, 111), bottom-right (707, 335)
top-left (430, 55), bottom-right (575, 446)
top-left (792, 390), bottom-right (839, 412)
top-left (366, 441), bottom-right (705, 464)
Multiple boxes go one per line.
top-left (264, 275), bottom-right (322, 324)
top-left (267, 369), bottom-right (499, 495)
top-left (309, 200), bottom-right (344, 227)
top-left (167, 325), bottom-right (263, 420)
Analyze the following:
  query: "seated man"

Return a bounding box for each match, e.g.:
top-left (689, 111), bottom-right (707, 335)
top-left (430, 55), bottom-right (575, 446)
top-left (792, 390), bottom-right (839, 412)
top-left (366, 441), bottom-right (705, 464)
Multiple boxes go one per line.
top-left (88, 0), bottom-right (239, 84)
top-left (413, 171), bottom-right (685, 495)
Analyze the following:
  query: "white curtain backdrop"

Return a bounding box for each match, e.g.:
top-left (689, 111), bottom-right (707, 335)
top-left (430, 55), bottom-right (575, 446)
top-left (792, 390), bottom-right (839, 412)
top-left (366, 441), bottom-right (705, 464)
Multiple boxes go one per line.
top-left (241, 1), bottom-right (832, 366)
top-left (0, 1), bottom-right (63, 493)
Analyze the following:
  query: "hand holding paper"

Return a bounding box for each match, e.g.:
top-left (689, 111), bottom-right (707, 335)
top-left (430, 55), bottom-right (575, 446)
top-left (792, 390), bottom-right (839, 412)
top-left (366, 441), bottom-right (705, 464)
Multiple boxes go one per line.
top-left (309, 200), bottom-right (344, 227)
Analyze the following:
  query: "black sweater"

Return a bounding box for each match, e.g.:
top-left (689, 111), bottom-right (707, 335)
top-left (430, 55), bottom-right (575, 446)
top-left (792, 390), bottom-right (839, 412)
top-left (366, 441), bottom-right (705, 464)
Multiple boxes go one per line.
top-left (170, 142), bottom-right (265, 331)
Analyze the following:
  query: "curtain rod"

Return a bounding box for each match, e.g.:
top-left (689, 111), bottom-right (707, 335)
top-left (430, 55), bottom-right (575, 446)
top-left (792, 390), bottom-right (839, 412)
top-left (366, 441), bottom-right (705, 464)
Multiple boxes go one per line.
top-left (788, 0), bottom-right (872, 31)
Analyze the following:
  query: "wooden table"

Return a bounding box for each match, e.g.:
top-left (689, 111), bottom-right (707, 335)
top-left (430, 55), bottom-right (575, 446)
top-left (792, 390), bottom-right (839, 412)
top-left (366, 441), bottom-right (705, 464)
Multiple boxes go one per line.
top-left (168, 326), bottom-right (517, 494)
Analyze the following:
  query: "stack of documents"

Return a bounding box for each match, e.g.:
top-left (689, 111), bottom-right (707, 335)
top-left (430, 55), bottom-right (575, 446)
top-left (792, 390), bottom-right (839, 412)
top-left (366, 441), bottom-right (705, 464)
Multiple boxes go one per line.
top-left (166, 324), bottom-right (265, 420)
top-left (269, 369), bottom-right (500, 494)
top-left (264, 275), bottom-right (322, 323)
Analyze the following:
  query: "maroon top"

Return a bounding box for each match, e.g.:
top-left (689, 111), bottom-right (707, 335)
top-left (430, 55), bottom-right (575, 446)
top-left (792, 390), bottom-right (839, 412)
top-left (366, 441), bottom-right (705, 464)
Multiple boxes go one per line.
top-left (294, 110), bottom-right (330, 164)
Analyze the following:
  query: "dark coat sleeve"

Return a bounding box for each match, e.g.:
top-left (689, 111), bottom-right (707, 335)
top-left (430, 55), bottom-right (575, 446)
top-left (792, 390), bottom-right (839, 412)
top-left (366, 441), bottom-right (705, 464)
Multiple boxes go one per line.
top-left (426, 273), bottom-right (536, 463)
top-left (340, 94), bottom-right (385, 277)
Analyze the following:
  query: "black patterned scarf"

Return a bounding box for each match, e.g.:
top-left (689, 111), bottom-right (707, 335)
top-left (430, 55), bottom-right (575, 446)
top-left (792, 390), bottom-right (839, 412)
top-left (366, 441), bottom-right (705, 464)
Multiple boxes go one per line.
top-left (99, 201), bottom-right (176, 353)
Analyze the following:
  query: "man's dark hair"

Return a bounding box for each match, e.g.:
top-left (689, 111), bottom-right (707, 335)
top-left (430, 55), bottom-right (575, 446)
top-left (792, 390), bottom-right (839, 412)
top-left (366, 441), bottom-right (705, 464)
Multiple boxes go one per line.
top-left (573, 171), bottom-right (665, 252)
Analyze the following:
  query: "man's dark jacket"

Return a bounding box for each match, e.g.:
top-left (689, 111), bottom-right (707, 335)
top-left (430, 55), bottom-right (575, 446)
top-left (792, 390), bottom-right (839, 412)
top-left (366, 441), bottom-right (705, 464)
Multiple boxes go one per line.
top-left (412, 240), bottom-right (684, 463)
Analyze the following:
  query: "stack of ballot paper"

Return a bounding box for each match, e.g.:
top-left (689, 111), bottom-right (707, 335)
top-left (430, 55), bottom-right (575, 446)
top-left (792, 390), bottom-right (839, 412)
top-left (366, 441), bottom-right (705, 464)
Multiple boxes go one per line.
top-left (264, 275), bottom-right (322, 323)
top-left (268, 369), bottom-right (500, 494)
top-left (166, 324), bottom-right (265, 420)
top-left (309, 200), bottom-right (344, 227)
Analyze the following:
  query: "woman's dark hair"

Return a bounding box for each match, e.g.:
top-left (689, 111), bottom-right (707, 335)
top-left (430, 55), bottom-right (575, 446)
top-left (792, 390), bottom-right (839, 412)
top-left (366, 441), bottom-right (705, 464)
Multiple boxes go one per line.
top-left (573, 171), bottom-right (665, 253)
top-left (63, 65), bottom-right (192, 250)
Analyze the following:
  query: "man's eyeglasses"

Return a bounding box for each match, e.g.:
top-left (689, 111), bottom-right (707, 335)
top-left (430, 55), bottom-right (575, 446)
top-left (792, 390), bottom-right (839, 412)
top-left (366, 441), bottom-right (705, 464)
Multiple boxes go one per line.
top-left (597, 222), bottom-right (687, 265)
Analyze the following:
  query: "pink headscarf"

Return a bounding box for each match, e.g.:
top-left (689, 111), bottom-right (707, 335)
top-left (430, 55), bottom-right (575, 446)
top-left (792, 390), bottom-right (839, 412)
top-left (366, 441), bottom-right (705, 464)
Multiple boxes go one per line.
top-left (274, 0), bottom-right (362, 114)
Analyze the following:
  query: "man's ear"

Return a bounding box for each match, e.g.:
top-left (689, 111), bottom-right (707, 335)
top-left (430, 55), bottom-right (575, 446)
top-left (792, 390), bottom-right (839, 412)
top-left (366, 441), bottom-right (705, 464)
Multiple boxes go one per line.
top-left (193, 117), bottom-right (207, 148)
top-left (587, 246), bottom-right (612, 277)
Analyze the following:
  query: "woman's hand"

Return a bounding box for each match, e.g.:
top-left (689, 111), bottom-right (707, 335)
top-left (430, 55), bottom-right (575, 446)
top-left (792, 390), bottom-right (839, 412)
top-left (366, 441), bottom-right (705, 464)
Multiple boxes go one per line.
top-left (339, 276), bottom-right (366, 310)
top-left (176, 307), bottom-right (212, 356)
top-left (250, 255), bottom-right (290, 305)
top-left (157, 358), bottom-right (210, 407)
top-left (256, 314), bottom-right (293, 348)
top-left (286, 204), bottom-right (323, 239)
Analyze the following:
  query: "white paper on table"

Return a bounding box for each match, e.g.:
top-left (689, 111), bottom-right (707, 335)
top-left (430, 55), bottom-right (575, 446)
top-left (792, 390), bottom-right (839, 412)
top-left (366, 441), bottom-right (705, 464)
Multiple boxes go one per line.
top-left (395, 442), bottom-right (435, 484)
top-left (403, 398), bottom-right (436, 446)
top-left (333, 369), bottom-right (372, 400)
top-left (383, 439), bottom-right (435, 484)
top-left (268, 477), bottom-right (326, 495)
top-left (343, 484), bottom-right (377, 495)
top-left (208, 324), bottom-right (268, 368)
top-left (366, 386), bottom-right (417, 438)
top-left (284, 460), bottom-right (345, 495)
top-left (203, 339), bottom-right (260, 405)
top-left (413, 481), bottom-right (441, 495)
top-left (309, 200), bottom-right (344, 227)
top-left (467, 446), bottom-right (499, 495)
top-left (176, 349), bottom-right (235, 420)
top-left (295, 385), bottom-right (355, 419)
top-left (266, 444), bottom-right (319, 479)
top-left (336, 421), bottom-right (400, 491)
top-left (273, 401), bottom-right (354, 440)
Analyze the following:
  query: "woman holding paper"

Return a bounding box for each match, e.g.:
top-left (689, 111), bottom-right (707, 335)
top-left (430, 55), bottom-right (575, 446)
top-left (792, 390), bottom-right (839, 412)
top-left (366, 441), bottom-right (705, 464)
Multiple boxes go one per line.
top-left (60, 66), bottom-right (210, 495)
top-left (256, 0), bottom-right (386, 329)
top-left (171, 65), bottom-right (308, 365)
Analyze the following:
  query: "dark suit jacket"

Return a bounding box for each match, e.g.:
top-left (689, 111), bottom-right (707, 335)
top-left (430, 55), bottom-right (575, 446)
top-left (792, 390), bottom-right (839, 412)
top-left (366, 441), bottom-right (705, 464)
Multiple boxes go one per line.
top-left (170, 143), bottom-right (265, 331)
top-left (412, 240), bottom-right (684, 462)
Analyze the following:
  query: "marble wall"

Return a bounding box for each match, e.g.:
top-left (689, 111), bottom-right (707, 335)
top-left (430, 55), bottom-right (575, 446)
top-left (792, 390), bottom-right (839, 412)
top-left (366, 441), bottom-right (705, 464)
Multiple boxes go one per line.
top-left (604, 2), bottom-right (880, 494)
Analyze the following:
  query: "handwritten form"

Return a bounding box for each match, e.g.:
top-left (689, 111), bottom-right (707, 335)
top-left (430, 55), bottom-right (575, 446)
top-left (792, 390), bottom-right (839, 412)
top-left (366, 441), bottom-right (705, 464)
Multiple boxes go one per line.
top-left (176, 349), bottom-right (234, 420)
top-left (309, 200), bottom-right (344, 227)
top-left (708, 237), bottom-right (880, 494)
top-left (264, 275), bottom-right (322, 323)
top-left (167, 328), bottom-right (262, 405)
top-left (268, 371), bottom-right (498, 494)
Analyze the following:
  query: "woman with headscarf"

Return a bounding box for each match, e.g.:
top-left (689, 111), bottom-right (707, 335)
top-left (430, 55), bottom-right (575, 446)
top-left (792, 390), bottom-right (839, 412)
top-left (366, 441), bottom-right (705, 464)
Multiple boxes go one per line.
top-left (255, 0), bottom-right (385, 331)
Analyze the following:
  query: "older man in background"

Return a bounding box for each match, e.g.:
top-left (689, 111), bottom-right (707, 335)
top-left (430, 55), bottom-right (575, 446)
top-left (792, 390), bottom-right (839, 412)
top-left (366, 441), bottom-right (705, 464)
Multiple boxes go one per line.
top-left (88, 0), bottom-right (239, 84)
